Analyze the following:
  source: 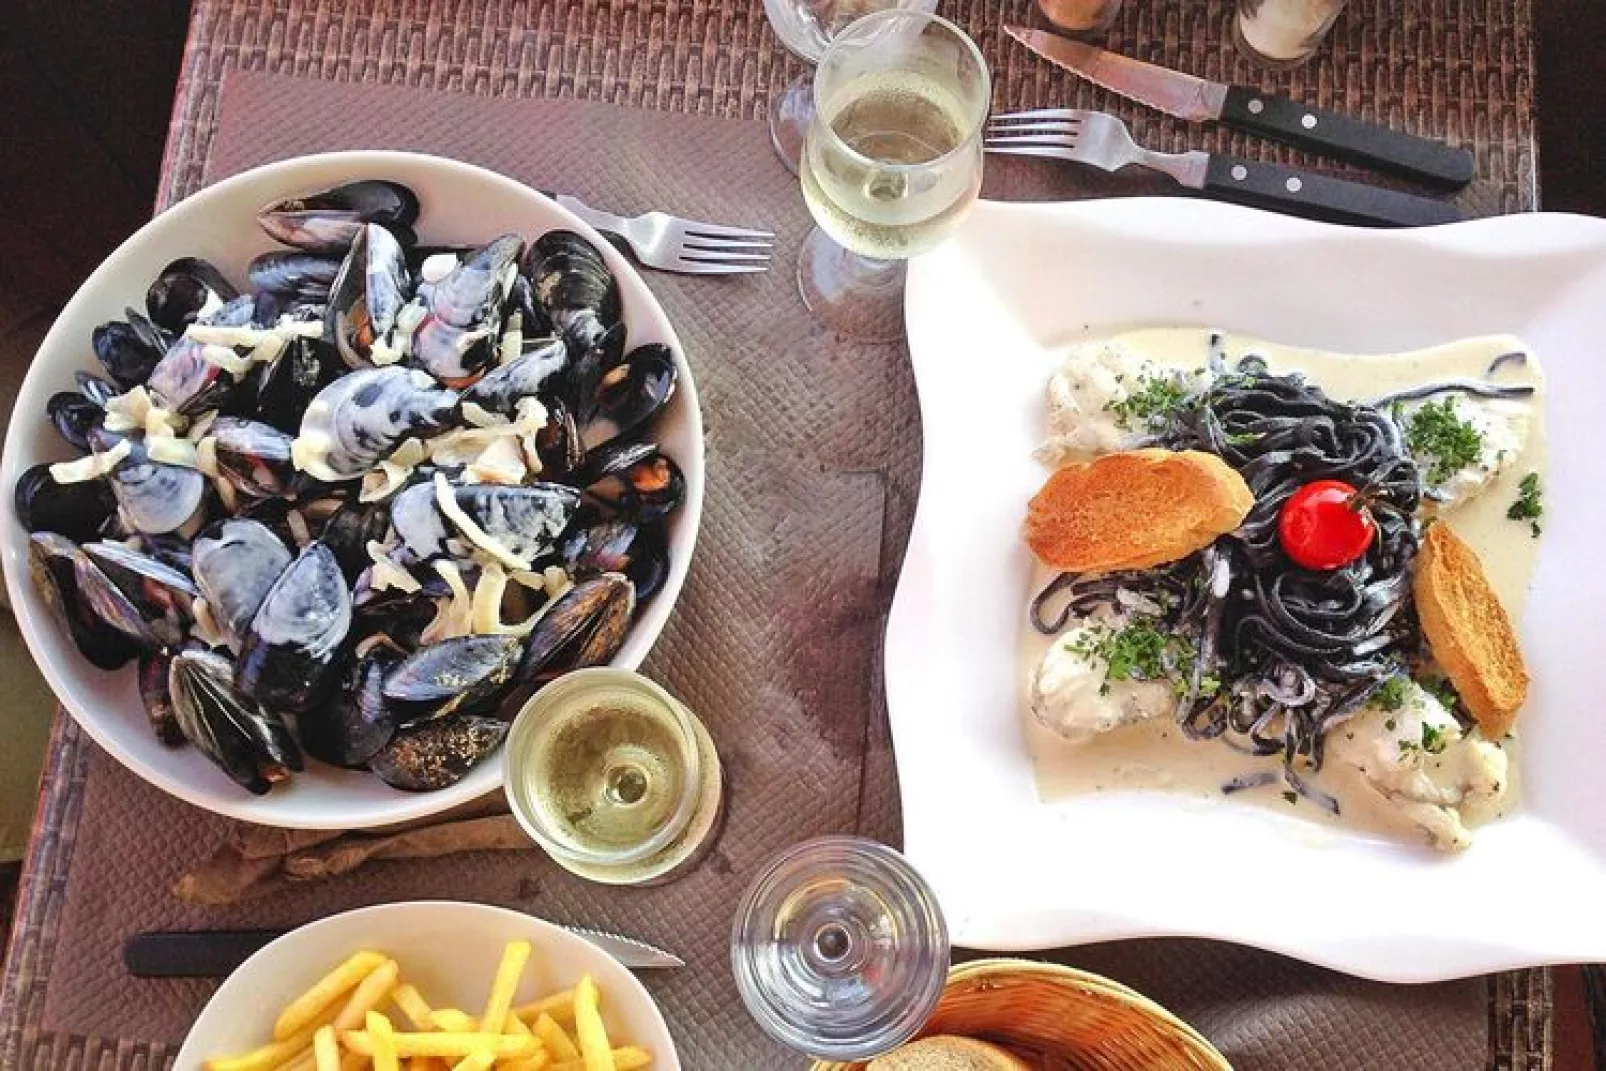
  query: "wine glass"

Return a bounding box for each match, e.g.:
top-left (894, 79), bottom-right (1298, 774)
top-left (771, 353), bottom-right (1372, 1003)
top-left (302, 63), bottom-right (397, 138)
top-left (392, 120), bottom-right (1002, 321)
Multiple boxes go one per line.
top-left (731, 836), bottom-right (950, 1060)
top-left (763, 0), bottom-right (940, 175)
top-left (796, 9), bottom-right (990, 342)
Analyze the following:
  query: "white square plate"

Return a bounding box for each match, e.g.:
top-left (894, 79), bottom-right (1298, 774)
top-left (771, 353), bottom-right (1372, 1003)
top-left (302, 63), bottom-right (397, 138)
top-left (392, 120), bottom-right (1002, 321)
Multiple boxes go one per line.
top-left (893, 197), bottom-right (1606, 982)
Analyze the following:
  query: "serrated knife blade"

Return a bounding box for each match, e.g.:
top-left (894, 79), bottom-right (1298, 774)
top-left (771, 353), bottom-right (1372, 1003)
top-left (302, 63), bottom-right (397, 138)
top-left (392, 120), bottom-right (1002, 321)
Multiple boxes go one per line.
top-left (1004, 26), bottom-right (1226, 122)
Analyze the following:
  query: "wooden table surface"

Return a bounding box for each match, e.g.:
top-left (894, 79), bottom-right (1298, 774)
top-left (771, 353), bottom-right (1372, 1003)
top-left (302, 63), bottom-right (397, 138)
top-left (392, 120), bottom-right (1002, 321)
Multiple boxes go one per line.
top-left (2, 0), bottom-right (1602, 1065)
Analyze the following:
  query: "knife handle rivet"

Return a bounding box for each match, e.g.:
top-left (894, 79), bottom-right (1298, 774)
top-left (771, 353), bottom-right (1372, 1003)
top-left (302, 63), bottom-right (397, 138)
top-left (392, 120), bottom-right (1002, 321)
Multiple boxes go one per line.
top-left (1231, 164), bottom-right (1249, 181)
top-left (1247, 98), bottom-right (1265, 114)
top-left (1285, 177), bottom-right (1304, 193)
top-left (1301, 114), bottom-right (1318, 129)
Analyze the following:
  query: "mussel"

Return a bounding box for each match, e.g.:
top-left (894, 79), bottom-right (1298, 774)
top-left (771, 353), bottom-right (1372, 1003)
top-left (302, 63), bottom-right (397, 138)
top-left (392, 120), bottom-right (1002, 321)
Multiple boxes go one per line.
top-left (210, 417), bottom-right (297, 499)
top-left (298, 643), bottom-right (400, 768)
top-left (320, 498), bottom-right (394, 583)
top-left (192, 518), bottom-right (293, 652)
top-left (327, 223), bottom-right (413, 368)
top-left (257, 180), bottom-right (421, 255)
top-left (146, 257), bottom-right (240, 334)
top-left (294, 367), bottom-right (458, 482)
top-left (82, 540), bottom-right (198, 649)
top-left (461, 338), bottom-right (568, 417)
top-left (247, 251), bottom-right (344, 301)
top-left (27, 533), bottom-right (140, 669)
top-left (90, 428), bottom-right (209, 535)
top-left (518, 572), bottom-right (635, 683)
top-left (523, 230), bottom-right (620, 354)
top-left (93, 308), bottom-right (172, 388)
top-left (449, 481), bottom-right (583, 564)
top-left (139, 650), bottom-right (184, 746)
top-left (170, 648), bottom-right (303, 795)
top-left (368, 715), bottom-right (509, 792)
top-left (235, 542), bottom-right (352, 714)
top-left (382, 633), bottom-right (526, 724)
top-left (146, 335), bottom-right (234, 415)
top-left (14, 464), bottom-right (116, 543)
top-left (228, 335), bottom-right (338, 434)
top-left (578, 441), bottom-right (685, 521)
top-left (76, 373), bottom-right (121, 407)
top-left (47, 391), bottom-right (104, 452)
top-left (583, 343), bottom-right (676, 449)
top-left (561, 514), bottom-right (670, 603)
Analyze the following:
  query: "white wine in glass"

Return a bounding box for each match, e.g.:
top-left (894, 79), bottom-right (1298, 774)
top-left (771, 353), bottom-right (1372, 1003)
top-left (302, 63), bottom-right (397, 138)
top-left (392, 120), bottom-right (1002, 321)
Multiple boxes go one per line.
top-left (795, 10), bottom-right (990, 342)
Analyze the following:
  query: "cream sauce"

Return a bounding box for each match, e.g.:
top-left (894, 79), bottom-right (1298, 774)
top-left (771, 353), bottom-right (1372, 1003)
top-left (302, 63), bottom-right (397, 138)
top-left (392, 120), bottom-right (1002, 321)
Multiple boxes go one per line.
top-left (1020, 328), bottom-right (1546, 848)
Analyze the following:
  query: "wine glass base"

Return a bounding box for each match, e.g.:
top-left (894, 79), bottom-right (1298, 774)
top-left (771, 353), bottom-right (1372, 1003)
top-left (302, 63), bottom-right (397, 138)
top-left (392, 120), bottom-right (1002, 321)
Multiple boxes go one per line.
top-left (769, 76), bottom-right (814, 176)
top-left (796, 226), bottom-right (907, 344)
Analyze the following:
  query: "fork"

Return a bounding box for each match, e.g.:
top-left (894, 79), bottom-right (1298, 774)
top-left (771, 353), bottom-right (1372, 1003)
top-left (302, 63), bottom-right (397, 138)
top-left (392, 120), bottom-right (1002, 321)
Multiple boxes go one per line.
top-left (987, 109), bottom-right (1463, 228)
top-left (545, 191), bottom-right (774, 274)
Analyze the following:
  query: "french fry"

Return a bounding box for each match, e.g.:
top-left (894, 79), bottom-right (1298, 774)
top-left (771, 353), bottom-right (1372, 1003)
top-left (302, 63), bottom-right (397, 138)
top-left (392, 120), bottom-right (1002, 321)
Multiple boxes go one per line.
top-left (343, 1032), bottom-right (540, 1060)
top-left (533, 1015), bottom-right (579, 1062)
top-left (501, 1050), bottom-right (553, 1071)
top-left (392, 985), bottom-right (435, 1031)
top-left (339, 1053), bottom-right (370, 1071)
top-left (505, 1013), bottom-right (533, 1037)
top-left (428, 1009), bottom-right (479, 1033)
top-left (206, 1025), bottom-right (317, 1071)
top-left (447, 1053), bottom-right (496, 1071)
top-left (335, 959), bottom-right (402, 1030)
top-left (480, 940), bottom-right (532, 1034)
top-left (314, 1025), bottom-right (341, 1071)
top-left (571, 977), bottom-right (614, 1071)
top-left (402, 1060), bottom-right (439, 1071)
top-left (548, 1050), bottom-right (650, 1071)
top-left (278, 1049), bottom-right (318, 1071)
top-left (512, 990), bottom-right (575, 1025)
top-left (368, 1011), bottom-right (401, 1071)
top-left (275, 951), bottom-right (388, 1041)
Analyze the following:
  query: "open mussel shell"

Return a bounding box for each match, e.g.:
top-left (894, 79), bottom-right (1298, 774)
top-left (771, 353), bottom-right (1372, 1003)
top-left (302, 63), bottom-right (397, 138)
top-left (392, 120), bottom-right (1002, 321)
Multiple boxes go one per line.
top-left (93, 308), bottom-right (173, 388)
top-left (248, 251), bottom-right (343, 302)
top-left (48, 391), bottom-right (104, 452)
top-left (171, 648), bottom-right (303, 795)
top-left (146, 336), bottom-right (235, 415)
top-left (146, 257), bottom-right (240, 334)
top-left (518, 572), bottom-right (635, 684)
top-left (210, 417), bottom-right (297, 499)
top-left (82, 540), bottom-right (199, 650)
top-left (524, 229), bottom-right (621, 354)
top-left (192, 518), bottom-right (293, 652)
top-left (561, 514), bottom-right (670, 604)
top-left (90, 429), bottom-right (209, 536)
top-left (578, 441), bottom-right (685, 522)
top-left (563, 323), bottom-right (627, 427)
top-left (139, 650), bottom-right (184, 746)
top-left (328, 222), bottom-right (413, 369)
top-left (429, 234), bottom-right (523, 330)
top-left (27, 533), bottom-right (140, 670)
top-left (460, 338), bottom-right (568, 417)
top-left (582, 342), bottom-right (676, 450)
top-left (382, 634), bottom-right (526, 725)
top-left (320, 499), bottom-right (394, 584)
top-left (235, 542), bottom-right (352, 714)
top-left (296, 367), bottom-right (459, 481)
top-left (227, 335), bottom-right (339, 435)
top-left (368, 714), bottom-right (509, 792)
top-left (451, 482), bottom-right (583, 563)
top-left (299, 644), bottom-right (400, 769)
top-left (257, 180), bottom-right (421, 255)
top-left (353, 568), bottom-right (449, 650)
top-left (76, 373), bottom-right (120, 407)
top-left (14, 464), bottom-right (116, 543)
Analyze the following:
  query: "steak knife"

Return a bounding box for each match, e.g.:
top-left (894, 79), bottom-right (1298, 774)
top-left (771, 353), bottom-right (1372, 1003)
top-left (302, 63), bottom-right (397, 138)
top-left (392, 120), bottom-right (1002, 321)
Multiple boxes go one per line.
top-left (125, 926), bottom-right (684, 978)
top-left (1004, 26), bottom-right (1476, 189)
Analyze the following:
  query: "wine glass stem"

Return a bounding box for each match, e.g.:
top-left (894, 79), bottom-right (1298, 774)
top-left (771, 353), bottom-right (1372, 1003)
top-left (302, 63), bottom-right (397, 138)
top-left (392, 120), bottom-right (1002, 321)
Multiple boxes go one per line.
top-left (769, 75), bottom-right (816, 175)
top-left (796, 225), bottom-right (907, 343)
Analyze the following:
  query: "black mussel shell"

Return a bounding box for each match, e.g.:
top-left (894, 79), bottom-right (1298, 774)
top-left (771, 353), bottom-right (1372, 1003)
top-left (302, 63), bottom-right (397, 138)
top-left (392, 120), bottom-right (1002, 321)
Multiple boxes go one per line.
top-left (382, 634), bottom-right (526, 724)
top-left (14, 464), bottom-right (116, 542)
top-left (518, 572), bottom-right (635, 683)
top-left (47, 391), bottom-right (104, 452)
top-left (139, 650), bottom-right (184, 746)
top-left (428, 234), bottom-right (523, 329)
top-left (192, 518), bottom-right (292, 652)
top-left (320, 499), bottom-right (393, 584)
top-left (210, 417), bottom-right (297, 499)
top-left (353, 568), bottom-right (447, 650)
top-left (534, 395), bottom-right (585, 478)
top-left (584, 343), bottom-right (676, 450)
top-left (248, 251), bottom-right (343, 301)
top-left (295, 367), bottom-right (459, 481)
top-left (146, 257), bottom-right (240, 334)
top-left (76, 373), bottom-right (120, 407)
top-left (89, 428), bottom-right (209, 536)
top-left (82, 540), bottom-right (198, 650)
top-left (228, 336), bottom-right (339, 435)
top-left (171, 648), bottom-right (303, 795)
top-left (503, 271), bottom-right (554, 339)
top-left (299, 645), bottom-right (400, 768)
top-left (327, 223), bottom-right (413, 369)
top-left (27, 533), bottom-right (140, 670)
top-left (368, 715), bottom-right (508, 792)
top-left (146, 336), bottom-right (235, 415)
top-left (523, 229), bottom-right (621, 354)
top-left (235, 542), bottom-right (352, 714)
top-left (561, 514), bottom-right (670, 604)
top-left (93, 308), bottom-right (173, 388)
top-left (258, 180), bottom-right (421, 255)
top-left (582, 445), bottom-right (685, 522)
top-left (451, 482), bottom-right (583, 564)
top-left (409, 316), bottom-right (498, 386)
top-left (461, 338), bottom-right (567, 417)
top-left (562, 323), bottom-right (627, 427)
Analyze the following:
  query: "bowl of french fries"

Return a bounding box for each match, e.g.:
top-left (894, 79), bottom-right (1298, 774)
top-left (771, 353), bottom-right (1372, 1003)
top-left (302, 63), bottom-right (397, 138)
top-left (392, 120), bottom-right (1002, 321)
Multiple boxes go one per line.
top-left (175, 900), bottom-right (679, 1071)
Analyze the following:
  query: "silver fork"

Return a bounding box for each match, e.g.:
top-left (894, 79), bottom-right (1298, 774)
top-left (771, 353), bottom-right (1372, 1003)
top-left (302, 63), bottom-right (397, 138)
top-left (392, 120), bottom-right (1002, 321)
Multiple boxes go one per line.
top-left (548, 192), bottom-right (774, 275)
top-left (985, 109), bottom-right (1464, 228)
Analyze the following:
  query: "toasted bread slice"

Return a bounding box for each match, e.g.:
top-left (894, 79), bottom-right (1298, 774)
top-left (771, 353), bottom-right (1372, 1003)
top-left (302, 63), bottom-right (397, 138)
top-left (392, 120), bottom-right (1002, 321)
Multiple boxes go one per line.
top-left (868, 1035), bottom-right (1031, 1071)
top-left (1024, 449), bottom-right (1254, 573)
top-left (1414, 522), bottom-right (1529, 737)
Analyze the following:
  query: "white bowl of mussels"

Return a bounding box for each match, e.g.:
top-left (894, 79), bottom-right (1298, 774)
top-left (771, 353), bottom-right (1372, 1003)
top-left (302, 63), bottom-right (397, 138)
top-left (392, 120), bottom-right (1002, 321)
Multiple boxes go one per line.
top-left (0, 151), bottom-right (703, 829)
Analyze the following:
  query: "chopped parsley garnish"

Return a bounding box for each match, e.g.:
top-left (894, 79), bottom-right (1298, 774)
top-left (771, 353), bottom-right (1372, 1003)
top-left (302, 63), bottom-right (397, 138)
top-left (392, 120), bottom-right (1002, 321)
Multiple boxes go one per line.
top-left (1225, 431), bottom-right (1263, 448)
top-left (1420, 722), bottom-right (1449, 754)
top-left (1374, 676), bottom-right (1409, 712)
top-left (1282, 791), bottom-right (1299, 805)
top-left (1421, 676), bottom-right (1460, 712)
top-left (1070, 619), bottom-right (1203, 695)
top-left (1405, 398), bottom-right (1484, 485)
top-left (1398, 738), bottom-right (1419, 754)
top-left (1507, 471), bottom-right (1543, 538)
top-left (1198, 674), bottom-right (1222, 699)
top-left (1384, 718), bottom-right (1397, 732)
top-left (1106, 375), bottom-right (1191, 432)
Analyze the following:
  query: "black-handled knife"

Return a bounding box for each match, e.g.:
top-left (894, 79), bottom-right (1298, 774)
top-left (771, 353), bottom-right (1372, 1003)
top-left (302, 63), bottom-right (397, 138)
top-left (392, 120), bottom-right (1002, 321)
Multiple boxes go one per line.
top-left (1201, 154), bottom-right (1464, 227)
top-left (1005, 26), bottom-right (1476, 190)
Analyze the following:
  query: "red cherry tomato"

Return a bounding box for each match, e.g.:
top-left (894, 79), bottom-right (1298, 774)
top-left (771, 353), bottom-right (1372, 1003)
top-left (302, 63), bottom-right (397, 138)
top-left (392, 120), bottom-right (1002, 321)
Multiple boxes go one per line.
top-left (1278, 480), bottom-right (1376, 570)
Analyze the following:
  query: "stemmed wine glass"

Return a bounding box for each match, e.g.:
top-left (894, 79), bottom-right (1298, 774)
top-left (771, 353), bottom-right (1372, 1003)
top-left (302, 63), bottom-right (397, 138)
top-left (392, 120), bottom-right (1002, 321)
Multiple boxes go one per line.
top-left (731, 836), bottom-right (950, 1061)
top-left (763, 0), bottom-right (940, 175)
top-left (795, 8), bottom-right (990, 342)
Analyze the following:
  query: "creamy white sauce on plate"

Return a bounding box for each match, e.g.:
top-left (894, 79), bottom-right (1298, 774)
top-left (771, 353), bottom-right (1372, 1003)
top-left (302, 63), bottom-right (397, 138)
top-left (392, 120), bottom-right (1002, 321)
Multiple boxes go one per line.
top-left (1020, 328), bottom-right (1547, 849)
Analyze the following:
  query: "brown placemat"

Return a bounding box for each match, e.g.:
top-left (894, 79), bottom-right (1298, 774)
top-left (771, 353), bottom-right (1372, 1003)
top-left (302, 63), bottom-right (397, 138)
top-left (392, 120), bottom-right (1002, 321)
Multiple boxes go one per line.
top-left (1, 0), bottom-right (1550, 1068)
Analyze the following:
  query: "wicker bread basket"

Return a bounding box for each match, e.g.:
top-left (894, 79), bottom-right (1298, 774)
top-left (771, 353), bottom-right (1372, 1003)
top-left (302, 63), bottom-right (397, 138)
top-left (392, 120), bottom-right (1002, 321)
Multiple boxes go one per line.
top-left (810, 958), bottom-right (1232, 1070)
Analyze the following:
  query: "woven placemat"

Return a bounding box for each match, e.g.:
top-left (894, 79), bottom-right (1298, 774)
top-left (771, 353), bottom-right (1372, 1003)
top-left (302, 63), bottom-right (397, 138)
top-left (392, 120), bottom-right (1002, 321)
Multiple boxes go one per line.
top-left (1, 0), bottom-right (1548, 1068)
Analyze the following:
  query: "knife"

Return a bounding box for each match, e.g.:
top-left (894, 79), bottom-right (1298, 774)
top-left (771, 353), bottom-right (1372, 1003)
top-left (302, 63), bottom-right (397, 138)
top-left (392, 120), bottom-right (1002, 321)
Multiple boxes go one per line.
top-left (124, 926), bottom-right (684, 978)
top-left (1004, 26), bottom-right (1476, 189)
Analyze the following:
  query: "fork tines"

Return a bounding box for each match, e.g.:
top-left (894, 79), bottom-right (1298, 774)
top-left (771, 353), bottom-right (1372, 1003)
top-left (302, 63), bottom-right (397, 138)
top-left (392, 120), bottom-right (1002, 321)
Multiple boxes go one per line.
top-left (665, 217), bottom-right (774, 275)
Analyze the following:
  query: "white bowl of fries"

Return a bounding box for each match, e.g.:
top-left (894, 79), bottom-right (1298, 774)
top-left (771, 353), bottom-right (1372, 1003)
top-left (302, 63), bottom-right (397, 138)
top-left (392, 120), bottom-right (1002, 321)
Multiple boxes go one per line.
top-left (176, 900), bottom-right (679, 1071)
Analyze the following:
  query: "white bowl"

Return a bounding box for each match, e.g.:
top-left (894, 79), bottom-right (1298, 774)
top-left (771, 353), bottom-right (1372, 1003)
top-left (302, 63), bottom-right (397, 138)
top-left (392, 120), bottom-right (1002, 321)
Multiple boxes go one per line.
top-left (895, 196), bottom-right (1606, 981)
top-left (173, 901), bottom-right (681, 1070)
top-left (0, 151), bottom-right (704, 829)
